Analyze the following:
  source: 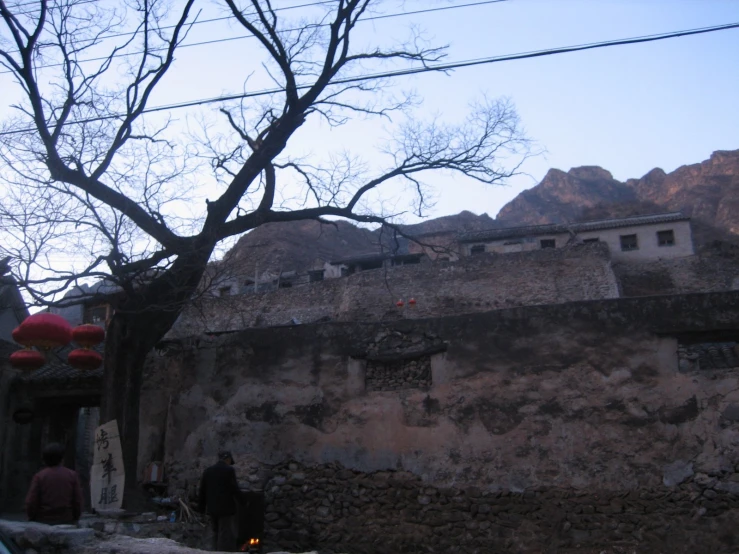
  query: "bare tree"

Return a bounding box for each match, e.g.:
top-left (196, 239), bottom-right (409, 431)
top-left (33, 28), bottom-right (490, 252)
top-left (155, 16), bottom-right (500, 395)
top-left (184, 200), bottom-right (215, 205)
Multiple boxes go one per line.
top-left (0, 0), bottom-right (530, 505)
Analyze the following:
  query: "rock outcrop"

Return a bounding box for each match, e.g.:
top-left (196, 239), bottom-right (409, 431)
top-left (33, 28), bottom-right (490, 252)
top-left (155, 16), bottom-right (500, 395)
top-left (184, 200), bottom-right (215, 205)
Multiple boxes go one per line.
top-left (497, 149), bottom-right (739, 249)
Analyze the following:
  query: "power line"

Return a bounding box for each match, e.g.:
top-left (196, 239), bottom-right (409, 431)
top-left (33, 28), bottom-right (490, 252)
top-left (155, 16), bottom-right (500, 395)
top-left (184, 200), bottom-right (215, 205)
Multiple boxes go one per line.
top-left (0, 0), bottom-right (510, 75)
top-left (5, 0), bottom-right (98, 10)
top-left (0, 20), bottom-right (737, 137)
top-left (0, 0), bottom-right (337, 56)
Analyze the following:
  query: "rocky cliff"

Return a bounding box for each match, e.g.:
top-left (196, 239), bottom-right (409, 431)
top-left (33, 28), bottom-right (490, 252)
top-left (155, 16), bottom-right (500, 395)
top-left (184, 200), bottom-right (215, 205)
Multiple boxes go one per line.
top-left (223, 149), bottom-right (739, 273)
top-left (497, 149), bottom-right (739, 248)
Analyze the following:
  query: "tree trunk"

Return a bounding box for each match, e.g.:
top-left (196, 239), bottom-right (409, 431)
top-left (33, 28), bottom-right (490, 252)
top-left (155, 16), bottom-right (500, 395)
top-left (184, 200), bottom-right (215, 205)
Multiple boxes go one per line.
top-left (99, 309), bottom-right (160, 510)
top-left (99, 246), bottom-right (213, 510)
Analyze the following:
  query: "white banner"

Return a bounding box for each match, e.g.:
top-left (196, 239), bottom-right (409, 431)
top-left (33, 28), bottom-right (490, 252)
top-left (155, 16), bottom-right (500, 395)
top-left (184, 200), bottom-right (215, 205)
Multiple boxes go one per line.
top-left (90, 419), bottom-right (125, 511)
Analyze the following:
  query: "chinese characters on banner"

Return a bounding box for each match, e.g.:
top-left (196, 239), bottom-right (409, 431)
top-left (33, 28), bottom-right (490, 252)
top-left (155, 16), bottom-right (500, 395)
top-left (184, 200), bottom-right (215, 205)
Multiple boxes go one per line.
top-left (90, 420), bottom-right (125, 511)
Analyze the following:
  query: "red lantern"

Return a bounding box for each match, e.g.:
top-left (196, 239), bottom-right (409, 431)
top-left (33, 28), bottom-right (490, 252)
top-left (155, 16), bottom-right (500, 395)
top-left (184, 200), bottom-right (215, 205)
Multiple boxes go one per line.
top-left (396, 299), bottom-right (404, 308)
top-left (11, 325), bottom-right (31, 346)
top-left (68, 348), bottom-right (103, 371)
top-left (14, 313), bottom-right (72, 349)
top-left (72, 324), bottom-right (105, 348)
top-left (9, 349), bottom-right (46, 371)
top-left (408, 298), bottom-right (417, 307)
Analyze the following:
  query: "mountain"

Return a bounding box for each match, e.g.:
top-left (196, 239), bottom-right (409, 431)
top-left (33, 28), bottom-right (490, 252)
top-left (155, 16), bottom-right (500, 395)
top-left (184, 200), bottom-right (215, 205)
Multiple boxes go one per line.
top-left (221, 219), bottom-right (378, 278)
top-left (221, 211), bottom-right (497, 277)
top-left (222, 149), bottom-right (739, 274)
top-left (496, 166), bottom-right (637, 226)
top-left (496, 149), bottom-right (739, 249)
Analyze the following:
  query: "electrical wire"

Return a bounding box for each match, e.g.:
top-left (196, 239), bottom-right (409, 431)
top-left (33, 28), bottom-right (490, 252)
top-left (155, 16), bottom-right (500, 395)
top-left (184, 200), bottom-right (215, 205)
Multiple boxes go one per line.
top-left (0, 0), bottom-right (510, 74)
top-left (0, 20), bottom-right (737, 137)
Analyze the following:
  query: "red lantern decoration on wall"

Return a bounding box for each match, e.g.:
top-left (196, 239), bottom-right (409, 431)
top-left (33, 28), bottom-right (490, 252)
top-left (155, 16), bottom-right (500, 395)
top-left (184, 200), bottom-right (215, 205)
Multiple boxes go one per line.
top-left (396, 299), bottom-right (405, 308)
top-left (71, 324), bottom-right (105, 348)
top-left (408, 298), bottom-right (417, 307)
top-left (13, 313), bottom-right (73, 350)
top-left (68, 349), bottom-right (103, 371)
top-left (9, 349), bottom-right (46, 371)
top-left (67, 324), bottom-right (105, 370)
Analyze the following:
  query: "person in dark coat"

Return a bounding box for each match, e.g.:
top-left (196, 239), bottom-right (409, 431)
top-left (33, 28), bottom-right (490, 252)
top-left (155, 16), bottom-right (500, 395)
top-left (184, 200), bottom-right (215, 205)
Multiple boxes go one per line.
top-left (198, 451), bottom-right (242, 551)
top-left (25, 443), bottom-right (84, 525)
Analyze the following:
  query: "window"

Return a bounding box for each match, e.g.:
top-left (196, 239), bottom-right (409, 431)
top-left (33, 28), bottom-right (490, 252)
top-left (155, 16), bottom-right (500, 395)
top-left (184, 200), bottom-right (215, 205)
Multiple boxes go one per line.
top-left (438, 256), bottom-right (450, 262)
top-left (583, 238), bottom-right (599, 244)
top-left (84, 304), bottom-right (109, 325)
top-left (540, 239), bottom-right (555, 249)
top-left (358, 260), bottom-right (383, 271)
top-left (278, 281), bottom-right (293, 289)
top-left (657, 230), bottom-right (675, 247)
top-left (218, 286), bottom-right (231, 297)
top-left (470, 245), bottom-right (485, 255)
top-left (308, 270), bottom-right (324, 283)
top-left (620, 234), bottom-right (638, 251)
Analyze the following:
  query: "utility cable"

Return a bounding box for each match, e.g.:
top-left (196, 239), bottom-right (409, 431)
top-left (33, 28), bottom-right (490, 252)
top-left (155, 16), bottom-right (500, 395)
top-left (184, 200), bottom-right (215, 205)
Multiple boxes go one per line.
top-left (0, 0), bottom-right (510, 74)
top-left (0, 20), bottom-right (737, 137)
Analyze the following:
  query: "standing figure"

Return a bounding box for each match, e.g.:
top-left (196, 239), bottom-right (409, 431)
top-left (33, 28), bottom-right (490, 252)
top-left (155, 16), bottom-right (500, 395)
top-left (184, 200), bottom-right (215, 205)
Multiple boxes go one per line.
top-left (198, 451), bottom-right (242, 551)
top-left (25, 443), bottom-right (84, 525)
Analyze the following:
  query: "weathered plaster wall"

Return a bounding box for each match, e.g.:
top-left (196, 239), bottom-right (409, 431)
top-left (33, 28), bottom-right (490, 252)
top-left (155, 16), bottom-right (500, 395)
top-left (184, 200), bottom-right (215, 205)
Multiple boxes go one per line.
top-left (149, 292), bottom-right (739, 489)
top-left (141, 291), bottom-right (739, 551)
top-left (168, 243), bottom-right (619, 337)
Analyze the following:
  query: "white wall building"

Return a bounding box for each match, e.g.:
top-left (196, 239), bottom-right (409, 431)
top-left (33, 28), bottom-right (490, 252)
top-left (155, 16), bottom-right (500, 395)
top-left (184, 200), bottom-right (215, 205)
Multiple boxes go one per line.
top-left (458, 212), bottom-right (694, 262)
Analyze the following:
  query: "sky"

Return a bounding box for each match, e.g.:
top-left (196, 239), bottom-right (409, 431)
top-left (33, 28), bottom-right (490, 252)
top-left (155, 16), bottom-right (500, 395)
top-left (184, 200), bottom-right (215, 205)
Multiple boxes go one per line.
top-left (134, 0), bottom-right (739, 223)
top-left (1, 0), bottom-right (738, 242)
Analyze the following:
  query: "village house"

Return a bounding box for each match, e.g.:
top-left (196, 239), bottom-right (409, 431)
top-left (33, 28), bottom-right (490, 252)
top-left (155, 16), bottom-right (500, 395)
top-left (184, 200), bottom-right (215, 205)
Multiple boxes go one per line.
top-left (455, 212), bottom-right (694, 261)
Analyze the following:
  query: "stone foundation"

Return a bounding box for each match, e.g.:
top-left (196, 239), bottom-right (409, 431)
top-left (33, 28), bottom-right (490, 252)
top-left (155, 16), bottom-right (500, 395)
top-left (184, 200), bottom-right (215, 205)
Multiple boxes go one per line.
top-left (262, 461), bottom-right (739, 553)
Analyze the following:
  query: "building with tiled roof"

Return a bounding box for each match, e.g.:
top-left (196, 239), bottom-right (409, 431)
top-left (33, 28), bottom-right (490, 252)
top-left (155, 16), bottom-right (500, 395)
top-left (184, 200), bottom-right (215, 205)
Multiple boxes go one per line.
top-left (456, 212), bottom-right (694, 262)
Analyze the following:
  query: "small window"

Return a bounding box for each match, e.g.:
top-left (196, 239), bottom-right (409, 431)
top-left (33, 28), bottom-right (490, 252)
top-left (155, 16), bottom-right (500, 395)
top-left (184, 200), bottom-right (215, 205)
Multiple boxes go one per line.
top-left (657, 230), bottom-right (675, 247)
top-left (540, 239), bottom-right (555, 249)
top-left (218, 286), bottom-right (231, 297)
top-left (583, 238), bottom-right (599, 244)
top-left (620, 234), bottom-right (638, 251)
top-left (84, 304), bottom-right (109, 325)
top-left (358, 260), bottom-right (383, 271)
top-left (278, 281), bottom-right (292, 289)
top-left (438, 256), bottom-right (450, 262)
top-left (470, 245), bottom-right (485, 256)
top-left (308, 270), bottom-right (324, 282)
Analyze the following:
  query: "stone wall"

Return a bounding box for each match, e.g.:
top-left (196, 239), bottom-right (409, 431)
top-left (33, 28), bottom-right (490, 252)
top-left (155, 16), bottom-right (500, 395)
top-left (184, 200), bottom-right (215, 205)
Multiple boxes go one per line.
top-left (168, 242), bottom-right (620, 337)
top-left (261, 460), bottom-right (739, 554)
top-left (365, 356), bottom-right (432, 392)
top-left (613, 254), bottom-right (739, 297)
top-left (140, 291), bottom-right (739, 551)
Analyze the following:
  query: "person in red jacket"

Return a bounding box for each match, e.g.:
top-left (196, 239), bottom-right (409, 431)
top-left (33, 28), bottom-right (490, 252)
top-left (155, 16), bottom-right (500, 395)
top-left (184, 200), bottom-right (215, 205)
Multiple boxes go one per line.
top-left (25, 443), bottom-right (84, 525)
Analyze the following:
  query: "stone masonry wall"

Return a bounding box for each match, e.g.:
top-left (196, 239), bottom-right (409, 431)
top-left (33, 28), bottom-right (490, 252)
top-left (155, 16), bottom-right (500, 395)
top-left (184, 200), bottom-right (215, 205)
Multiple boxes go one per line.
top-left (168, 242), bottom-right (619, 337)
top-left (614, 254), bottom-right (739, 297)
top-left (365, 356), bottom-right (432, 392)
top-left (262, 460), bottom-right (739, 554)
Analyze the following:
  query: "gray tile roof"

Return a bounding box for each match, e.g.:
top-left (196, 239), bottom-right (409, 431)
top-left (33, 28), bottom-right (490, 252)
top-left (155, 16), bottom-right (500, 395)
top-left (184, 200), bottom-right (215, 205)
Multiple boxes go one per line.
top-left (12, 343), bottom-right (104, 387)
top-left (458, 212), bottom-right (689, 243)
